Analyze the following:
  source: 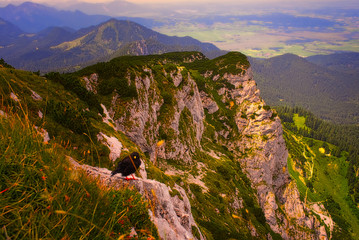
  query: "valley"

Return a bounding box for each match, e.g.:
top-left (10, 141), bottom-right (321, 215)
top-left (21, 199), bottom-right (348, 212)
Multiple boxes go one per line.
top-left (153, 11), bottom-right (359, 58)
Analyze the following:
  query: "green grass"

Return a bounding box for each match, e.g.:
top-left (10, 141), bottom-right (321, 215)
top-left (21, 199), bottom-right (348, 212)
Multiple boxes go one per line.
top-left (284, 127), bottom-right (359, 239)
top-left (293, 114), bottom-right (310, 130)
top-left (309, 141), bottom-right (359, 239)
top-left (0, 111), bottom-right (158, 239)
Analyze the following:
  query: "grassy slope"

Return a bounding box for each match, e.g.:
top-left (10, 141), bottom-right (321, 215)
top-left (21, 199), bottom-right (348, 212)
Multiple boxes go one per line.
top-left (293, 114), bottom-right (308, 130)
top-left (0, 111), bottom-right (158, 239)
top-left (284, 114), bottom-right (359, 239)
top-left (0, 68), bottom-right (158, 239)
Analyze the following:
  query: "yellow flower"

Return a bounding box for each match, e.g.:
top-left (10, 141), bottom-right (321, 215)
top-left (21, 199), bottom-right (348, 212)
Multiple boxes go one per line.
top-left (157, 140), bottom-right (165, 147)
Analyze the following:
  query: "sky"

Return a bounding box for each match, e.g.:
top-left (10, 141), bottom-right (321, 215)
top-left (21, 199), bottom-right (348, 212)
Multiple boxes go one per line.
top-left (0, 0), bottom-right (357, 14)
top-left (0, 0), bottom-right (355, 5)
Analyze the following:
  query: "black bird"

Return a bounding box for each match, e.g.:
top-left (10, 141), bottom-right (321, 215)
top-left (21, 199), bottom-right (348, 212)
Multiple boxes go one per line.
top-left (111, 152), bottom-right (141, 180)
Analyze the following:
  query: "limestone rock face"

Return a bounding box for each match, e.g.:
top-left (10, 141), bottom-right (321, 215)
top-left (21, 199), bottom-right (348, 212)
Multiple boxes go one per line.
top-left (171, 70), bottom-right (183, 87)
top-left (115, 72), bottom-right (160, 154)
top-left (97, 132), bottom-right (123, 162)
top-left (110, 68), bottom-right (204, 164)
top-left (200, 91), bottom-right (219, 114)
top-left (68, 158), bottom-right (204, 240)
top-left (83, 73), bottom-right (98, 94)
top-left (221, 68), bottom-right (330, 239)
top-left (173, 74), bottom-right (204, 144)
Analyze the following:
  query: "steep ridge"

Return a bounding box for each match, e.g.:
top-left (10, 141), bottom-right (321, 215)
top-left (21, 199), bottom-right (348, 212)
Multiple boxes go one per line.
top-left (76, 51), bottom-right (331, 239)
top-left (226, 70), bottom-right (329, 238)
top-left (0, 52), bottom-right (332, 239)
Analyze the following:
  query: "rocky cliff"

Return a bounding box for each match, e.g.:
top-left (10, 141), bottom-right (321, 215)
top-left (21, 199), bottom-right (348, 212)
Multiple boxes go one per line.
top-left (76, 52), bottom-right (332, 239)
top-left (1, 51), bottom-right (333, 239)
top-left (222, 68), bottom-right (331, 239)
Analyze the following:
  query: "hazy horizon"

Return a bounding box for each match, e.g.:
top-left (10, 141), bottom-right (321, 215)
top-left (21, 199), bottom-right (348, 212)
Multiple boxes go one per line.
top-left (0, 0), bottom-right (358, 9)
top-left (0, 0), bottom-right (357, 57)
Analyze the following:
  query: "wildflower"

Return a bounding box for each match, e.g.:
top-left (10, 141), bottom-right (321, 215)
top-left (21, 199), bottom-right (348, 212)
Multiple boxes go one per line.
top-left (64, 195), bottom-right (70, 202)
top-left (0, 188), bottom-right (9, 194)
top-left (41, 176), bottom-right (47, 181)
top-left (118, 219), bottom-right (125, 225)
top-left (156, 140), bottom-right (164, 147)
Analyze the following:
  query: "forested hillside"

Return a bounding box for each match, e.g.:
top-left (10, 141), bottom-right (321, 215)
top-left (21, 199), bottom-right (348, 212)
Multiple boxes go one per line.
top-left (250, 54), bottom-right (359, 124)
top-left (307, 52), bottom-right (359, 75)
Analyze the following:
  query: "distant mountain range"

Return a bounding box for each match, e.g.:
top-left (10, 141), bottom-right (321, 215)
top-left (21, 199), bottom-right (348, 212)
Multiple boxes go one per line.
top-left (0, 18), bottom-right (24, 45)
top-left (0, 2), bottom-right (111, 33)
top-left (0, 2), bottom-right (159, 33)
top-left (250, 53), bottom-right (359, 124)
top-left (0, 17), bottom-right (224, 72)
top-left (66, 0), bottom-right (143, 17)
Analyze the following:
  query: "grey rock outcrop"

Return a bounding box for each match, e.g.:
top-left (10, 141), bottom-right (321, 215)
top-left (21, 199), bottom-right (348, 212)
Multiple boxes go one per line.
top-left (83, 73), bottom-right (98, 94)
top-left (68, 157), bottom-right (204, 240)
top-left (221, 67), bottom-right (331, 239)
top-left (107, 67), bottom-right (204, 164)
top-left (200, 91), bottom-right (219, 114)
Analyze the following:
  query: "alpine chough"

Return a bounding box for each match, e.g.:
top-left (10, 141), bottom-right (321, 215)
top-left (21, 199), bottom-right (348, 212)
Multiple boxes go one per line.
top-left (111, 152), bottom-right (141, 180)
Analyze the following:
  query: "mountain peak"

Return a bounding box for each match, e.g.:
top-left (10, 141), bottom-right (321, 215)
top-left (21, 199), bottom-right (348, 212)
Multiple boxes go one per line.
top-left (12, 1), bottom-right (54, 12)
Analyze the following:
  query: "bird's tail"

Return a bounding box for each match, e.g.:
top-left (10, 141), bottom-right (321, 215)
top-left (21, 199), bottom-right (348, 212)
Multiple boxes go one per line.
top-left (110, 170), bottom-right (116, 177)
